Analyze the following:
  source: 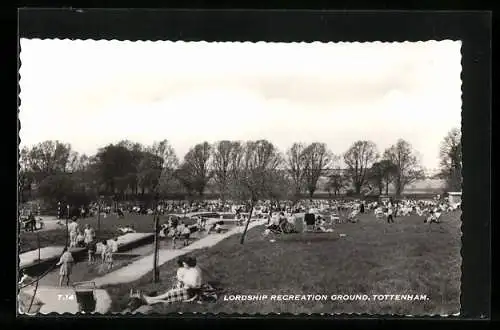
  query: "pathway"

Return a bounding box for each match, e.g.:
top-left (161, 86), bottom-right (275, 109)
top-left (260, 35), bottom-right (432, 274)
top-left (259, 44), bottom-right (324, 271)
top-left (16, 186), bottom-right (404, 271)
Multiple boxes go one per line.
top-left (93, 219), bottom-right (267, 287)
top-left (18, 219), bottom-right (266, 314)
top-left (19, 246), bottom-right (85, 269)
top-left (19, 233), bottom-right (153, 269)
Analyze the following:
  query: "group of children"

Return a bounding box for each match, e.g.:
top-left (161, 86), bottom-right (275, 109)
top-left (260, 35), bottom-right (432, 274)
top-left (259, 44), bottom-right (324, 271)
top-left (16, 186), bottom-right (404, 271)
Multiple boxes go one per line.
top-left (51, 218), bottom-right (120, 287)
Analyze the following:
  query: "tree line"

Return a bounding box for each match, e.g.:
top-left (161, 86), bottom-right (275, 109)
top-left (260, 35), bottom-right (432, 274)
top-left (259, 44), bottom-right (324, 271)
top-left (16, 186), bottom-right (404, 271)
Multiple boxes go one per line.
top-left (19, 128), bottom-right (462, 208)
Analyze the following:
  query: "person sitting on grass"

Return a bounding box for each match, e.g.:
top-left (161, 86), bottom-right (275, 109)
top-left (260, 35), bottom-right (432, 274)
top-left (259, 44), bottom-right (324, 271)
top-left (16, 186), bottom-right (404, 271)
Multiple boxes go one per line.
top-left (315, 217), bottom-right (333, 233)
top-left (207, 221), bottom-right (226, 234)
top-left (140, 256), bottom-right (203, 305)
top-left (118, 224), bottom-right (136, 234)
top-left (426, 209), bottom-right (441, 224)
top-left (348, 209), bottom-right (359, 223)
top-left (76, 230), bottom-right (86, 247)
top-left (173, 256), bottom-right (188, 289)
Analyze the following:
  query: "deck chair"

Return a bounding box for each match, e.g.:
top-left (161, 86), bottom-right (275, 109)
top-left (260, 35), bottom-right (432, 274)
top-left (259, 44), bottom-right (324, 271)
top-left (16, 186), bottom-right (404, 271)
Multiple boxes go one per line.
top-left (293, 216), bottom-right (305, 232)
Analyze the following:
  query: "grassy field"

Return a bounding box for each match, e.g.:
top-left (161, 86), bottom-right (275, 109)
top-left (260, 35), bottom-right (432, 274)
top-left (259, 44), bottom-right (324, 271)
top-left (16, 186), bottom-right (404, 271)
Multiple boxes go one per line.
top-left (104, 211), bottom-right (462, 315)
top-left (18, 214), bottom-right (196, 253)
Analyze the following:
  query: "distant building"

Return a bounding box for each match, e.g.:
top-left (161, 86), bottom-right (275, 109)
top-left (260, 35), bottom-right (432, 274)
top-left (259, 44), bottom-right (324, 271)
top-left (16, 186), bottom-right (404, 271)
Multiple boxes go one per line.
top-left (446, 191), bottom-right (462, 206)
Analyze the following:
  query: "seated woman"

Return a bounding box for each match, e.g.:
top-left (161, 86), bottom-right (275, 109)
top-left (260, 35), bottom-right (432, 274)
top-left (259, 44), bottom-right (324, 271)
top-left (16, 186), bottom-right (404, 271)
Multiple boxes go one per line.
top-left (159, 224), bottom-right (168, 238)
top-left (264, 212), bottom-right (285, 232)
top-left (173, 256), bottom-right (188, 289)
top-left (76, 231), bottom-right (86, 247)
top-left (142, 256), bottom-right (203, 305)
top-left (207, 221), bottom-right (226, 234)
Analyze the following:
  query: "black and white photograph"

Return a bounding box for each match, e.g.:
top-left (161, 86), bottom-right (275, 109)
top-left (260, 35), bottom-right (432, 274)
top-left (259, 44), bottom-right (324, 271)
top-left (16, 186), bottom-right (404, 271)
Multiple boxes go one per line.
top-left (18, 39), bottom-right (464, 316)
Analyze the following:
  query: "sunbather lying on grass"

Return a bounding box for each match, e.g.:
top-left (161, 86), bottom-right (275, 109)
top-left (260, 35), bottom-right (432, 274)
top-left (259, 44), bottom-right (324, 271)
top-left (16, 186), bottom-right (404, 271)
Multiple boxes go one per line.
top-left (139, 256), bottom-right (203, 305)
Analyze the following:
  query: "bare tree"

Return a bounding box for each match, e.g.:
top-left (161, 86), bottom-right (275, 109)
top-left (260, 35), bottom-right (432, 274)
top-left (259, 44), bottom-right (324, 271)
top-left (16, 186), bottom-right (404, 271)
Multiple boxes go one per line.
top-left (286, 143), bottom-right (308, 198)
top-left (384, 139), bottom-right (425, 196)
top-left (343, 141), bottom-right (379, 195)
top-left (438, 128), bottom-right (462, 191)
top-left (231, 140), bottom-right (283, 244)
top-left (268, 169), bottom-right (294, 206)
top-left (147, 140), bottom-right (179, 283)
top-left (303, 142), bottom-right (334, 198)
top-left (212, 141), bottom-right (243, 202)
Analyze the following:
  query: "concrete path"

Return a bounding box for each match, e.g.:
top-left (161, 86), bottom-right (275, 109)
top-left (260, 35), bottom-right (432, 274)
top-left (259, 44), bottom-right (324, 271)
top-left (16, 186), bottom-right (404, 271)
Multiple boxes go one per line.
top-left (19, 285), bottom-right (111, 314)
top-left (20, 246), bottom-right (85, 269)
top-left (93, 219), bottom-right (267, 287)
top-left (19, 233), bottom-right (153, 269)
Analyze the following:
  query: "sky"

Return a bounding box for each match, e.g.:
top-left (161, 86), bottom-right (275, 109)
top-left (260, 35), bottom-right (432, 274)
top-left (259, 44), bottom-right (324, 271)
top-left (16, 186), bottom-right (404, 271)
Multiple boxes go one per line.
top-left (19, 40), bottom-right (462, 170)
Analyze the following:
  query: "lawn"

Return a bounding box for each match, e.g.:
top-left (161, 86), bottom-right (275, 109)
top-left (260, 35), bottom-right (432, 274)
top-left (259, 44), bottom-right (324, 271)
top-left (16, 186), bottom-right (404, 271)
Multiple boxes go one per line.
top-left (104, 211), bottom-right (462, 315)
top-left (19, 214), bottom-right (196, 253)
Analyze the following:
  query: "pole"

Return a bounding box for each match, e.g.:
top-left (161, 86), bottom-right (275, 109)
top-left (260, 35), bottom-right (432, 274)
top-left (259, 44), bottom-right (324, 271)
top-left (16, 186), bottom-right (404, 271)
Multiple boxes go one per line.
top-left (97, 200), bottom-right (101, 240)
top-left (240, 200), bottom-right (254, 245)
top-left (65, 205), bottom-right (69, 248)
top-left (27, 232), bottom-right (41, 313)
top-left (152, 196), bottom-right (160, 283)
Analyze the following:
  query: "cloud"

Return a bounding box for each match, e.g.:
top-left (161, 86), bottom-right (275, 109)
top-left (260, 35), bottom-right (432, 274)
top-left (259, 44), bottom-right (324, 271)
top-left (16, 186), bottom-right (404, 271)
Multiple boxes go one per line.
top-left (19, 40), bottom-right (462, 169)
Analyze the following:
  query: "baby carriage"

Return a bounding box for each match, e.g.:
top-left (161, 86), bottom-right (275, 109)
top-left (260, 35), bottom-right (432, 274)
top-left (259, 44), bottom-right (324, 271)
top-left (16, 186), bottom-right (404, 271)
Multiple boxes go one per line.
top-left (73, 281), bottom-right (97, 313)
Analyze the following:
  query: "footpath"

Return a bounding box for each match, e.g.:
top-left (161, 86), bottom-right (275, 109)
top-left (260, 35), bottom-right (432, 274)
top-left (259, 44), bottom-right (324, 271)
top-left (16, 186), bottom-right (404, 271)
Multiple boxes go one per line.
top-left (18, 219), bottom-right (267, 314)
top-left (93, 219), bottom-right (267, 287)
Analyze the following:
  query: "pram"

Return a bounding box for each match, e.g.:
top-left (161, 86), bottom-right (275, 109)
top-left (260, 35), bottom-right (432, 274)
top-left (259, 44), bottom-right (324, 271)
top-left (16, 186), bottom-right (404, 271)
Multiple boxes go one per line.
top-left (73, 281), bottom-right (97, 313)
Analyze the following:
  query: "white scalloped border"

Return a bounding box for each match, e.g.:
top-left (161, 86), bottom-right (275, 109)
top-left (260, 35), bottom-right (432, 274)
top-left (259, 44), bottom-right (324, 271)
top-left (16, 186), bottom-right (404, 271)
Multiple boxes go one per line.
top-left (17, 39), bottom-right (464, 317)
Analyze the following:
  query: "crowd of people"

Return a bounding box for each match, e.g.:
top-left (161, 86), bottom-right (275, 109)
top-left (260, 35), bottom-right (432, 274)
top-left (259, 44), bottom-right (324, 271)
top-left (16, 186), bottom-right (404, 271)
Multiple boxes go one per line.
top-left (21, 195), bottom-right (460, 296)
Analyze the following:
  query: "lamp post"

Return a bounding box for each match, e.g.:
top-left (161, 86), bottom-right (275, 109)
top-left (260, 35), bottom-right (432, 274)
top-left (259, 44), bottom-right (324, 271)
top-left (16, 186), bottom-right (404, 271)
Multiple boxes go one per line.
top-left (97, 196), bottom-right (103, 239)
top-left (65, 204), bottom-right (70, 248)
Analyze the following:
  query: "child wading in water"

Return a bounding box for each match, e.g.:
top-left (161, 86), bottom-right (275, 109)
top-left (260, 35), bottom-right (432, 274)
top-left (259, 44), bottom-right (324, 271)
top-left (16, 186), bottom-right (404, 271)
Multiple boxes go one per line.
top-left (56, 247), bottom-right (74, 286)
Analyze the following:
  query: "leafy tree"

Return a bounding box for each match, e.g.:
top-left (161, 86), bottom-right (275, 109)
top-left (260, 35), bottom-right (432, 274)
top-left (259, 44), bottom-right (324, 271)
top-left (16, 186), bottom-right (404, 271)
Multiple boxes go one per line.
top-left (383, 139), bottom-right (425, 196)
top-left (36, 173), bottom-right (88, 206)
top-left (368, 159), bottom-right (398, 195)
top-left (438, 128), bottom-right (462, 191)
top-left (326, 170), bottom-right (349, 197)
top-left (94, 144), bottom-right (136, 196)
top-left (20, 140), bottom-right (73, 182)
top-left (179, 142), bottom-right (212, 196)
top-left (343, 141), bottom-right (379, 195)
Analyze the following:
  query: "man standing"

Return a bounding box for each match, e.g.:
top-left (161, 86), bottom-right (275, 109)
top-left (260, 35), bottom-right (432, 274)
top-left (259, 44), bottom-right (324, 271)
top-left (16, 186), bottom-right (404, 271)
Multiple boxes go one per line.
top-left (28, 212), bottom-right (36, 232)
top-left (387, 206), bottom-right (394, 224)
